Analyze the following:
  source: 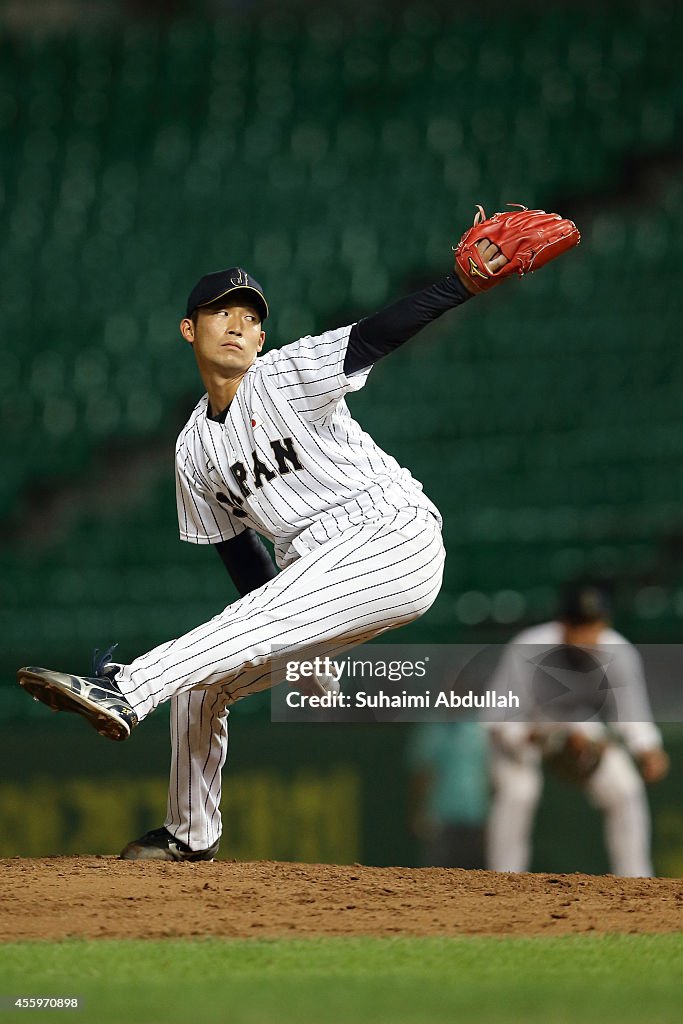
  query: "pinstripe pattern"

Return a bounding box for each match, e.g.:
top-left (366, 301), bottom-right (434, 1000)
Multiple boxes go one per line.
top-left (124, 326), bottom-right (446, 850)
top-left (174, 326), bottom-right (441, 566)
top-left (165, 689), bottom-right (228, 851)
top-left (120, 507), bottom-right (444, 848)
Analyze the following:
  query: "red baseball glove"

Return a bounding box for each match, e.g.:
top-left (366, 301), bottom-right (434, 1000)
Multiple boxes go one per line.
top-left (454, 204), bottom-right (580, 293)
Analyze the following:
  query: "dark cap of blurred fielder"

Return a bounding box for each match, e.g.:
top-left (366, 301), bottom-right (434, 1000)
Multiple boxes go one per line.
top-left (558, 582), bottom-right (612, 626)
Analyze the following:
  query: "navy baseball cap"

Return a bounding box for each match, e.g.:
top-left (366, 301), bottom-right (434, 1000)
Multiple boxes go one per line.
top-left (185, 267), bottom-right (269, 321)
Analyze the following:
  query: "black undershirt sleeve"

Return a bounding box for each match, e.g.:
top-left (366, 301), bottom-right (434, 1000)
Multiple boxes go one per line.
top-left (344, 273), bottom-right (473, 375)
top-left (215, 529), bottom-right (278, 597)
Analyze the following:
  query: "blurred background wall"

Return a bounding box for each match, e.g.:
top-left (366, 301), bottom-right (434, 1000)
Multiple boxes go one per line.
top-left (1, 0), bottom-right (682, 872)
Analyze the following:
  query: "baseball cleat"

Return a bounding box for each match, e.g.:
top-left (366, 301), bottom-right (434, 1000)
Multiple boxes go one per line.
top-left (16, 666), bottom-right (138, 741)
top-left (119, 826), bottom-right (220, 862)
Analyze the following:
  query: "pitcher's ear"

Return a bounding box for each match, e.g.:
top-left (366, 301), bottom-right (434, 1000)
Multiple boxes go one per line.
top-left (180, 318), bottom-right (195, 344)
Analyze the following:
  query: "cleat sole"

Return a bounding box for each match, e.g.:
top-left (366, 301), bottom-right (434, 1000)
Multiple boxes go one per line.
top-left (17, 669), bottom-right (131, 742)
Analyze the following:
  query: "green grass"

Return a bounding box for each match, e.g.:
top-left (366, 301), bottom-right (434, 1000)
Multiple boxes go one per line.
top-left (1, 935), bottom-right (682, 1024)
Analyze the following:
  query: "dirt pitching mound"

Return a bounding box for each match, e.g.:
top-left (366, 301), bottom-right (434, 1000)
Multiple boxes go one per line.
top-left (2, 858), bottom-right (682, 942)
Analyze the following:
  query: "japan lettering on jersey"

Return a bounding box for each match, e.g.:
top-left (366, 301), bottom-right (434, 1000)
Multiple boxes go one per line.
top-left (175, 324), bottom-right (441, 567)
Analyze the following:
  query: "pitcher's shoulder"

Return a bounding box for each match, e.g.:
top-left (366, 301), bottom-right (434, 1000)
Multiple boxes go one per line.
top-left (175, 395), bottom-right (209, 452)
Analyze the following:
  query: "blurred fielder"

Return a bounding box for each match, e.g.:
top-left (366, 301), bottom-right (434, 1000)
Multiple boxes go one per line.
top-left (486, 583), bottom-right (669, 877)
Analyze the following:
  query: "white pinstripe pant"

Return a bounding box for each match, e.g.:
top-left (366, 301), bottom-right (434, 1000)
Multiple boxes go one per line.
top-left (116, 506), bottom-right (445, 850)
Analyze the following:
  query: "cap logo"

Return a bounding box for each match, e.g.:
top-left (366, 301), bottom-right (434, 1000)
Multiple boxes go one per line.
top-left (230, 269), bottom-right (247, 287)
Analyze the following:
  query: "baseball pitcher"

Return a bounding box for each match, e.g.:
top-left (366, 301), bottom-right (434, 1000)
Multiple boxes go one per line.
top-left (18, 206), bottom-right (579, 861)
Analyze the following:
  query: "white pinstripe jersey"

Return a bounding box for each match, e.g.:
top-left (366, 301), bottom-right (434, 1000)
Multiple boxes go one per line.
top-left (175, 324), bottom-right (441, 568)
